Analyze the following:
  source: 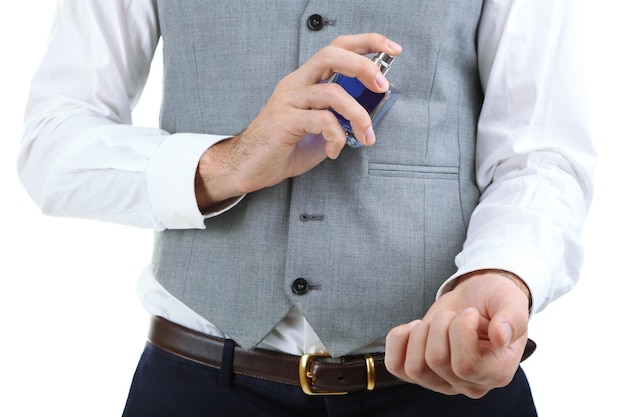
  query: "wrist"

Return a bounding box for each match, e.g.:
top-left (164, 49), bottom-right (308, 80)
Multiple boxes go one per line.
top-left (454, 269), bottom-right (533, 313)
top-left (195, 139), bottom-right (244, 211)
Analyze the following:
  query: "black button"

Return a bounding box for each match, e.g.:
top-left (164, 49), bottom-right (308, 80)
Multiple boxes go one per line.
top-left (307, 14), bottom-right (324, 31)
top-left (292, 278), bottom-right (310, 295)
top-left (299, 213), bottom-right (325, 222)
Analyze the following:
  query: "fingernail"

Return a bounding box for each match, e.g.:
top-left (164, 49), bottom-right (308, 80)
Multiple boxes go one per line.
top-left (365, 126), bottom-right (376, 145)
top-left (500, 322), bottom-right (513, 346)
top-left (375, 72), bottom-right (389, 90)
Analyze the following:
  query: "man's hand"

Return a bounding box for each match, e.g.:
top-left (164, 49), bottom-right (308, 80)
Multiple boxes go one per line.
top-left (385, 271), bottom-right (531, 398)
top-left (195, 33), bottom-right (403, 209)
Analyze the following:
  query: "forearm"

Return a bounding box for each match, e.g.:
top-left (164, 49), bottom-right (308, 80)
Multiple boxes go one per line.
top-left (443, 0), bottom-right (595, 313)
top-left (18, 0), bottom-right (234, 230)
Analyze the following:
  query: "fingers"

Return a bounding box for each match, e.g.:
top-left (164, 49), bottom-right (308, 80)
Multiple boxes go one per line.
top-left (229, 33), bottom-right (402, 190)
top-left (387, 313), bottom-right (481, 397)
top-left (385, 321), bottom-right (427, 386)
top-left (448, 308), bottom-right (513, 395)
top-left (282, 82), bottom-right (377, 150)
top-left (296, 108), bottom-right (352, 160)
top-left (275, 33), bottom-right (401, 151)
top-left (297, 45), bottom-right (387, 93)
top-left (453, 270), bottom-right (531, 349)
top-left (384, 321), bottom-right (413, 375)
top-left (407, 316), bottom-right (458, 395)
top-left (385, 309), bottom-right (526, 398)
top-left (264, 104), bottom-right (350, 159)
top-left (291, 33), bottom-right (402, 92)
top-left (386, 319), bottom-right (457, 395)
top-left (384, 273), bottom-right (531, 398)
top-left (330, 33), bottom-right (403, 57)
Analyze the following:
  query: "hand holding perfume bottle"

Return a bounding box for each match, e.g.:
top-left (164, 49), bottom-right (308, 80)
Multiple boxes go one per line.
top-left (328, 52), bottom-right (398, 148)
top-left (194, 35), bottom-right (402, 208)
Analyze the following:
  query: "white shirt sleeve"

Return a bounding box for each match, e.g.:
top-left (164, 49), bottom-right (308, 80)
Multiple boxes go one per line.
top-left (438, 0), bottom-right (596, 314)
top-left (17, 0), bottom-right (233, 231)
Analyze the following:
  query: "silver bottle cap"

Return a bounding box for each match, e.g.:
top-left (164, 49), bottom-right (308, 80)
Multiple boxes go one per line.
top-left (373, 52), bottom-right (395, 76)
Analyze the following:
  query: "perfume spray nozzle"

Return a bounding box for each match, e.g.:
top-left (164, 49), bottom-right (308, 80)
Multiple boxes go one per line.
top-left (372, 52), bottom-right (395, 76)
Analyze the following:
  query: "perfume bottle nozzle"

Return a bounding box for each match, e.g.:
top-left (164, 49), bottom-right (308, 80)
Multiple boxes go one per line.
top-left (373, 52), bottom-right (395, 76)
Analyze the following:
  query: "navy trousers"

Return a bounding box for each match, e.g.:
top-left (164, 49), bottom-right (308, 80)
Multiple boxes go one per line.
top-left (122, 342), bottom-right (537, 417)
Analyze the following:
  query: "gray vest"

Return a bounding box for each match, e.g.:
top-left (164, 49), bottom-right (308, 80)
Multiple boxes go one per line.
top-left (153, 0), bottom-right (483, 357)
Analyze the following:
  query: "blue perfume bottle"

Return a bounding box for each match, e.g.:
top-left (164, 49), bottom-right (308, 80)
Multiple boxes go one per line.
top-left (329, 52), bottom-right (398, 148)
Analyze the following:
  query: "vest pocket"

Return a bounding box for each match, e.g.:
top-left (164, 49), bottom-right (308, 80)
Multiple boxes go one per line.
top-left (367, 163), bottom-right (459, 180)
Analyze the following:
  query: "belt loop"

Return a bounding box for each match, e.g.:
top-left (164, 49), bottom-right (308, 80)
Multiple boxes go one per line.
top-left (218, 339), bottom-right (237, 387)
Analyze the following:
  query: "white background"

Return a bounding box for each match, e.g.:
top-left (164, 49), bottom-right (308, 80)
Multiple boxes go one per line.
top-left (1, 2), bottom-right (624, 416)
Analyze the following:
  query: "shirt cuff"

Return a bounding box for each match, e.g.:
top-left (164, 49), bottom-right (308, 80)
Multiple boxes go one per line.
top-left (437, 241), bottom-right (553, 316)
top-left (146, 133), bottom-right (240, 229)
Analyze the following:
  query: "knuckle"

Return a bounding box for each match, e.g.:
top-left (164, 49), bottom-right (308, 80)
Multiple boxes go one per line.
top-left (270, 88), bottom-right (295, 109)
top-left (425, 346), bottom-right (449, 369)
top-left (330, 35), bottom-right (350, 47)
top-left (361, 57), bottom-right (378, 75)
top-left (383, 355), bottom-right (402, 375)
top-left (274, 76), bottom-right (293, 92)
top-left (463, 386), bottom-right (490, 399)
top-left (403, 360), bottom-right (428, 380)
top-left (453, 357), bottom-right (479, 380)
top-left (452, 362), bottom-right (514, 393)
top-left (319, 109), bottom-right (340, 126)
top-left (326, 82), bottom-right (346, 96)
top-left (385, 327), bottom-right (403, 344)
top-left (275, 76), bottom-right (288, 88)
top-left (316, 45), bottom-right (336, 65)
top-left (437, 385), bottom-right (461, 396)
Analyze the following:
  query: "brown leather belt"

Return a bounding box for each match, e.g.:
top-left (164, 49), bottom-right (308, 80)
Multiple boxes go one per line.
top-left (147, 316), bottom-right (536, 395)
top-left (147, 316), bottom-right (404, 395)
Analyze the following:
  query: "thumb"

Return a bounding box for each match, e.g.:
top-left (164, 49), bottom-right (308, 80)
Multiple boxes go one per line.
top-left (486, 280), bottom-right (530, 348)
top-left (488, 300), bottom-right (529, 348)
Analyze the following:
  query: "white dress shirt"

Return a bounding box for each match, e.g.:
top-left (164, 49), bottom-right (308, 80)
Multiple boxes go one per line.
top-left (18, 0), bottom-right (595, 355)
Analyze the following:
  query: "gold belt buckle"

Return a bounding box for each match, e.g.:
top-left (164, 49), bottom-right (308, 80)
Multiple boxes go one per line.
top-left (298, 353), bottom-right (377, 395)
top-left (299, 353), bottom-right (348, 395)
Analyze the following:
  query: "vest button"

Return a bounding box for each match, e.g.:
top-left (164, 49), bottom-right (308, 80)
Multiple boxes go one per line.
top-left (307, 14), bottom-right (324, 31)
top-left (292, 278), bottom-right (310, 295)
